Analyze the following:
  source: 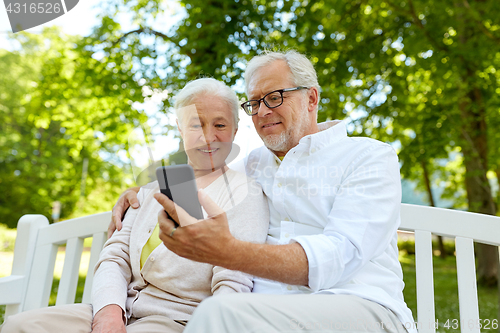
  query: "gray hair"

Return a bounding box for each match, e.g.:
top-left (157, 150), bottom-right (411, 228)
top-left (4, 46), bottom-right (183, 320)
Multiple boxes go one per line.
top-left (174, 78), bottom-right (239, 128)
top-left (244, 50), bottom-right (320, 99)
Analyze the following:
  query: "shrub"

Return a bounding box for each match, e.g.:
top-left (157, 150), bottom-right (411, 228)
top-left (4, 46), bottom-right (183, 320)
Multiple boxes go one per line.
top-left (0, 225), bottom-right (16, 252)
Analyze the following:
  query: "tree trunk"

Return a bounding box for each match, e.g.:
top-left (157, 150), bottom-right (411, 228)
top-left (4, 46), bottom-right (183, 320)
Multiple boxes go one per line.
top-left (458, 70), bottom-right (498, 287)
top-left (420, 160), bottom-right (446, 258)
top-left (496, 169), bottom-right (500, 214)
top-left (456, 3), bottom-right (498, 287)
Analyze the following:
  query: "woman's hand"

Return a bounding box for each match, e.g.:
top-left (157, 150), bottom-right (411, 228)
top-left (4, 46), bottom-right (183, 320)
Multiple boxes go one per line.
top-left (92, 304), bottom-right (126, 333)
top-left (108, 187), bottom-right (141, 239)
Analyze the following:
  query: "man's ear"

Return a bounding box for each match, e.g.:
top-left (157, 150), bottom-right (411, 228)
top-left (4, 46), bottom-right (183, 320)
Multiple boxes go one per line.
top-left (307, 87), bottom-right (319, 113)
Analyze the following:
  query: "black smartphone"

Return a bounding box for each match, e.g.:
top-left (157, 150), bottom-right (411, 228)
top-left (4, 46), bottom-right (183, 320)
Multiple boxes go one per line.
top-left (155, 165), bottom-right (204, 225)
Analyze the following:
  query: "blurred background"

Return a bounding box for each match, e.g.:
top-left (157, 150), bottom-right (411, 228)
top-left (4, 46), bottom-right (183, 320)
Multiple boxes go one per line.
top-left (0, 0), bottom-right (499, 327)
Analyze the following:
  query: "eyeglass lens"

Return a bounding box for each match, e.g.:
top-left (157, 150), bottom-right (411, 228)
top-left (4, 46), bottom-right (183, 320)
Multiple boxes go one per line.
top-left (246, 91), bottom-right (283, 114)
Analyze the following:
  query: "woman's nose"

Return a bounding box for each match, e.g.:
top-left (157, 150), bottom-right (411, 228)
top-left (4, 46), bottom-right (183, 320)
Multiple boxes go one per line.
top-left (200, 128), bottom-right (216, 144)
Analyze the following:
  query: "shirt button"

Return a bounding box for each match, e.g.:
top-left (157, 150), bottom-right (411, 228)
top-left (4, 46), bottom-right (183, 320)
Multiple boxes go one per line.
top-left (285, 233), bottom-right (290, 238)
top-left (311, 148), bottom-right (317, 153)
top-left (277, 183), bottom-right (282, 188)
top-left (150, 257), bottom-right (155, 262)
top-left (287, 285), bottom-right (292, 291)
top-left (284, 217), bottom-right (290, 221)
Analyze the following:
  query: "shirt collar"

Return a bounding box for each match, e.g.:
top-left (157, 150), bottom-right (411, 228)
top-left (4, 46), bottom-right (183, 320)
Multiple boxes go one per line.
top-left (267, 120), bottom-right (347, 161)
top-left (298, 120), bottom-right (346, 154)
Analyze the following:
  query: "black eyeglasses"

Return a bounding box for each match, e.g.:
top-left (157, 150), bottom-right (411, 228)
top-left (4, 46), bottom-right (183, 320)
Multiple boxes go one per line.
top-left (241, 86), bottom-right (309, 116)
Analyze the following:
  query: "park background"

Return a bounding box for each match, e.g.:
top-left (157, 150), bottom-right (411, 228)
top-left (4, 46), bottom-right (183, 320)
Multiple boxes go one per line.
top-left (0, 0), bottom-right (499, 330)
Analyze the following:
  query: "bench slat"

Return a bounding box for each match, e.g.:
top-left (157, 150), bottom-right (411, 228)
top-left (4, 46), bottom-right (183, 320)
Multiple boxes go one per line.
top-left (82, 232), bottom-right (107, 304)
top-left (414, 230), bottom-right (436, 333)
top-left (4, 215), bottom-right (49, 317)
top-left (36, 212), bottom-right (111, 246)
top-left (400, 204), bottom-right (500, 245)
top-left (56, 237), bottom-right (84, 306)
top-left (0, 276), bottom-right (24, 304)
top-left (24, 243), bottom-right (58, 310)
top-left (455, 237), bottom-right (480, 333)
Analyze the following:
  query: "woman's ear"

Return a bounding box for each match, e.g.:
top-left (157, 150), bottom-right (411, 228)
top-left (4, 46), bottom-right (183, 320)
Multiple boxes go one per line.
top-left (176, 119), bottom-right (184, 138)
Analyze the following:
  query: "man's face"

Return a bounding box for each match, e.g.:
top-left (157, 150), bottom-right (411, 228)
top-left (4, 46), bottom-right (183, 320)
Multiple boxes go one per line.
top-left (246, 60), bottom-right (314, 156)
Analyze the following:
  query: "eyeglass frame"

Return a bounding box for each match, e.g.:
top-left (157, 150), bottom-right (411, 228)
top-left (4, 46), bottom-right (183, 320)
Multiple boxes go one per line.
top-left (240, 86), bottom-right (309, 116)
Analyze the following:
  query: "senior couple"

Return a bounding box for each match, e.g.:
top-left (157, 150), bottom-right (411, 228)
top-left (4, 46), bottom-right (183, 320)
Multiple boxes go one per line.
top-left (1, 50), bottom-right (415, 333)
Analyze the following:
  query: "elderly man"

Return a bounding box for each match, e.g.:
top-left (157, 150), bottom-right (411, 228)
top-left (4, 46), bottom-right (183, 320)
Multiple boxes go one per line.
top-left (112, 50), bottom-right (415, 333)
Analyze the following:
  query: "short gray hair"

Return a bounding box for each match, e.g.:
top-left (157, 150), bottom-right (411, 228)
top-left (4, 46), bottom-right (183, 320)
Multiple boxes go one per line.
top-left (244, 50), bottom-right (320, 99)
top-left (174, 78), bottom-right (239, 128)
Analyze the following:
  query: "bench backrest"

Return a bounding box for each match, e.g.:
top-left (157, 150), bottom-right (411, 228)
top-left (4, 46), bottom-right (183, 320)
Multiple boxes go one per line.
top-left (400, 203), bottom-right (500, 333)
top-left (1, 204), bottom-right (499, 333)
top-left (0, 212), bottom-right (109, 318)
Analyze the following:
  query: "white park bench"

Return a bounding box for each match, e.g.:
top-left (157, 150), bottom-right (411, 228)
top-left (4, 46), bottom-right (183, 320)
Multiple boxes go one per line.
top-left (1, 204), bottom-right (499, 333)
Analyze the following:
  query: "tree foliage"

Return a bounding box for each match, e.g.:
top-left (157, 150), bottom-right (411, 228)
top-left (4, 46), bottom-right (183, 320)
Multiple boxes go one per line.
top-left (0, 27), bottom-right (148, 227)
top-left (88, 0), bottom-right (500, 206)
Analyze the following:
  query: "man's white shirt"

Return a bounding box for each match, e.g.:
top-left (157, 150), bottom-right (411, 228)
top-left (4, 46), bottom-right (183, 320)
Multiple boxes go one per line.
top-left (233, 120), bottom-right (416, 332)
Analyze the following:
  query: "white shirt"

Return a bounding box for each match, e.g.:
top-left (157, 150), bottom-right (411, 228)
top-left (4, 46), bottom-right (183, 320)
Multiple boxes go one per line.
top-left (235, 120), bottom-right (415, 331)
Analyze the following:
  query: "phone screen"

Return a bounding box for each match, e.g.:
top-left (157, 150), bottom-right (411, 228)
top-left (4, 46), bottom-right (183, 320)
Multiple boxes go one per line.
top-left (156, 165), bottom-right (204, 221)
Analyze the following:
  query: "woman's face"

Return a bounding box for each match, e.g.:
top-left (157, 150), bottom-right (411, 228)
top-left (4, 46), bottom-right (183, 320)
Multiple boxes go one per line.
top-left (178, 95), bottom-right (237, 172)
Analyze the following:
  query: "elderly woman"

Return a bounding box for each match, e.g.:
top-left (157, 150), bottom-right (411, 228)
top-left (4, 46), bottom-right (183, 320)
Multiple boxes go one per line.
top-left (0, 78), bottom-right (270, 333)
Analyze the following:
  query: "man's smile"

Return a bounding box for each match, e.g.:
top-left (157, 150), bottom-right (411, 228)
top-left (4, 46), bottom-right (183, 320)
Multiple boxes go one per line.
top-left (261, 122), bottom-right (282, 129)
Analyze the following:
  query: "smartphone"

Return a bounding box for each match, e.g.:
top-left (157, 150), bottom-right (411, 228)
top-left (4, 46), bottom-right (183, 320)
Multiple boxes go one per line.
top-left (155, 165), bottom-right (204, 222)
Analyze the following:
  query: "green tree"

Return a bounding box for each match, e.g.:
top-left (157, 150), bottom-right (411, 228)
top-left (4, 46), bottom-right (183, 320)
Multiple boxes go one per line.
top-left (0, 27), bottom-right (148, 227)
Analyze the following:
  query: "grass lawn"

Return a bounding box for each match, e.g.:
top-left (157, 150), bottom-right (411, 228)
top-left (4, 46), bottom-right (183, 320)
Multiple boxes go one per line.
top-left (401, 253), bottom-right (498, 332)
top-left (1, 248), bottom-right (498, 329)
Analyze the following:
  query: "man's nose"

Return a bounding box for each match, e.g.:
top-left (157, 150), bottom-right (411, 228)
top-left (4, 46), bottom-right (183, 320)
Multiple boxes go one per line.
top-left (256, 101), bottom-right (273, 117)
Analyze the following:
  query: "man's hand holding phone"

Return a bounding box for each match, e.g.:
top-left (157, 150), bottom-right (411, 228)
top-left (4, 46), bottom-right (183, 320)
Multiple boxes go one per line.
top-left (154, 190), bottom-right (238, 268)
top-left (108, 164), bottom-right (202, 238)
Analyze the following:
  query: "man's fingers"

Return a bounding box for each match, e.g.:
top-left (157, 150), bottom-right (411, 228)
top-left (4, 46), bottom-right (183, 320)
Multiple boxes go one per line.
top-left (126, 191), bottom-right (140, 209)
top-left (158, 209), bottom-right (177, 242)
top-left (108, 187), bottom-right (141, 239)
top-left (158, 209), bottom-right (175, 229)
top-left (114, 216), bottom-right (123, 231)
top-left (109, 207), bottom-right (123, 239)
top-left (154, 193), bottom-right (193, 226)
top-left (153, 193), bottom-right (178, 221)
top-left (112, 202), bottom-right (126, 227)
top-left (107, 220), bottom-right (117, 239)
top-left (198, 189), bottom-right (224, 217)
